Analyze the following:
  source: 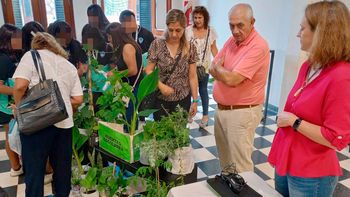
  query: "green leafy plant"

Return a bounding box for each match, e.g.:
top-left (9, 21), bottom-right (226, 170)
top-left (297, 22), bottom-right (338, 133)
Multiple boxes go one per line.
top-left (136, 107), bottom-right (190, 197)
top-left (79, 149), bottom-right (103, 193)
top-left (97, 68), bottom-right (160, 135)
top-left (97, 165), bottom-right (128, 197)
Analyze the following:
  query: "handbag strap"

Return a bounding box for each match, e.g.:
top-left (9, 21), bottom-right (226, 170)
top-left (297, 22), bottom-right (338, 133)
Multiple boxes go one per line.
top-left (30, 50), bottom-right (46, 82)
top-left (162, 45), bottom-right (183, 84)
top-left (201, 27), bottom-right (210, 64)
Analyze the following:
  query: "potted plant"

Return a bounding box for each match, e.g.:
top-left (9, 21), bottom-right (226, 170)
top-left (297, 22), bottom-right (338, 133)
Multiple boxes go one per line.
top-left (141, 107), bottom-right (193, 175)
top-left (96, 68), bottom-right (159, 163)
top-left (97, 164), bottom-right (128, 197)
top-left (79, 149), bottom-right (103, 196)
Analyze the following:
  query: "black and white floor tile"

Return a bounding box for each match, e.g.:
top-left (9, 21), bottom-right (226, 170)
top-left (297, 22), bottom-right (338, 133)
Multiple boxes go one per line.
top-left (1, 83), bottom-right (350, 196)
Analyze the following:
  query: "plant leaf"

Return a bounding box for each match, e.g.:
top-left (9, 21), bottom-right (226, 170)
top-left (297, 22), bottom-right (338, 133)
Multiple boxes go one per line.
top-left (136, 68), bottom-right (159, 107)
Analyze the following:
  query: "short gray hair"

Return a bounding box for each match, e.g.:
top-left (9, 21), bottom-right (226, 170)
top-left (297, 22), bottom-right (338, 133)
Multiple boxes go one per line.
top-left (229, 3), bottom-right (254, 20)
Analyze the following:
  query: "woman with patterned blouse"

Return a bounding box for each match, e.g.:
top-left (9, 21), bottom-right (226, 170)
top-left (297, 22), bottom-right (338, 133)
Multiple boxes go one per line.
top-left (145, 9), bottom-right (199, 121)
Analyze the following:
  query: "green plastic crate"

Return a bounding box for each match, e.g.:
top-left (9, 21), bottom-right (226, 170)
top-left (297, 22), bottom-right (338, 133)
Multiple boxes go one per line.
top-left (98, 121), bottom-right (143, 163)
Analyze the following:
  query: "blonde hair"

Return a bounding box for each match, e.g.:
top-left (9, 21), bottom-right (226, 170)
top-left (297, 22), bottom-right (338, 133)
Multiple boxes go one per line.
top-left (31, 32), bottom-right (69, 59)
top-left (306, 0), bottom-right (350, 67)
top-left (164, 9), bottom-right (189, 55)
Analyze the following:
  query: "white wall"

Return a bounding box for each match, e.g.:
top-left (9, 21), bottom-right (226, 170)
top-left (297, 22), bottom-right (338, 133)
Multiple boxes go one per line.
top-left (0, 2), bottom-right (4, 25)
top-left (203, 0), bottom-right (297, 108)
top-left (73, 0), bottom-right (91, 42)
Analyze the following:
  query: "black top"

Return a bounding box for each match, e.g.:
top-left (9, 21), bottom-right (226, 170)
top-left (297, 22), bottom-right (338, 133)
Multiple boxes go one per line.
top-left (132, 26), bottom-right (155, 54)
top-left (116, 46), bottom-right (143, 86)
top-left (0, 53), bottom-right (16, 82)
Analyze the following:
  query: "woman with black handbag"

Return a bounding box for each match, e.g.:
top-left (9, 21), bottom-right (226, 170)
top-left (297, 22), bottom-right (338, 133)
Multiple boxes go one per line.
top-left (13, 32), bottom-right (83, 197)
top-left (186, 6), bottom-right (218, 128)
top-left (145, 9), bottom-right (199, 121)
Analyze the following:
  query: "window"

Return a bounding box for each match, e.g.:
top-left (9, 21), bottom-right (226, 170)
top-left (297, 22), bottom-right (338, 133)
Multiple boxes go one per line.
top-left (1, 0), bottom-right (76, 37)
top-left (104, 0), bottom-right (128, 22)
top-left (45, 0), bottom-right (65, 25)
top-left (93, 0), bottom-right (138, 23)
top-left (9, 0), bottom-right (34, 28)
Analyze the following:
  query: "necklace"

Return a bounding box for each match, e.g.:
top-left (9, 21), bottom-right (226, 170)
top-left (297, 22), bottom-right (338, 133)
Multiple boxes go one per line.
top-left (294, 66), bottom-right (322, 97)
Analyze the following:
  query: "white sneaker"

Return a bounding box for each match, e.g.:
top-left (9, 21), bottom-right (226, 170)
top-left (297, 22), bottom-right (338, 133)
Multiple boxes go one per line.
top-left (10, 166), bottom-right (23, 177)
top-left (44, 173), bottom-right (53, 185)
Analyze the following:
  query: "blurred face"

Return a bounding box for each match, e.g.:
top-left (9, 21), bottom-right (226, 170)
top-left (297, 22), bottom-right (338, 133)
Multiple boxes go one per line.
top-left (88, 16), bottom-right (99, 28)
top-left (167, 21), bottom-right (184, 42)
top-left (56, 30), bottom-right (72, 48)
top-left (193, 13), bottom-right (204, 28)
top-left (122, 15), bottom-right (137, 34)
top-left (229, 13), bottom-right (254, 44)
top-left (11, 31), bottom-right (22, 50)
top-left (106, 33), bottom-right (112, 44)
top-left (297, 17), bottom-right (314, 52)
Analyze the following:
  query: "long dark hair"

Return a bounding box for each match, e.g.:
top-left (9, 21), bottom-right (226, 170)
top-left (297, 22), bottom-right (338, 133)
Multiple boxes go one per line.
top-left (87, 4), bottom-right (110, 31)
top-left (47, 20), bottom-right (73, 45)
top-left (82, 24), bottom-right (106, 51)
top-left (22, 21), bottom-right (45, 52)
top-left (105, 22), bottom-right (141, 62)
top-left (0, 23), bottom-right (23, 63)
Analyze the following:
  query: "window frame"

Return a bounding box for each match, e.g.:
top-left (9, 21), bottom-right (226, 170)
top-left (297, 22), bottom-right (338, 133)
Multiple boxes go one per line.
top-left (1, 0), bottom-right (76, 38)
top-left (151, 0), bottom-right (171, 36)
top-left (92, 0), bottom-right (137, 16)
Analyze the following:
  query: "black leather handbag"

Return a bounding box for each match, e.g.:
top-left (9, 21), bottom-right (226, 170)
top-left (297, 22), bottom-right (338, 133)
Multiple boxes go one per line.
top-left (197, 27), bottom-right (210, 82)
top-left (16, 50), bottom-right (68, 135)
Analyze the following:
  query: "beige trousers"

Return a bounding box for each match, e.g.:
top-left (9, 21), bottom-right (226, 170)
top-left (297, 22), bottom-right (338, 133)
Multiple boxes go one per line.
top-left (214, 105), bottom-right (263, 173)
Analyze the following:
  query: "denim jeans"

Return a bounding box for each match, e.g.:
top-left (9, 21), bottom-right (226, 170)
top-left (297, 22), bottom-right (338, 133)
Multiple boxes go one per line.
top-left (20, 125), bottom-right (72, 197)
top-left (275, 171), bottom-right (338, 197)
top-left (199, 73), bottom-right (209, 116)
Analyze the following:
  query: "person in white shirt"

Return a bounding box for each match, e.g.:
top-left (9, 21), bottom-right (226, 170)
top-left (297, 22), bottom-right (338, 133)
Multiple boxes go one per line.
top-left (186, 6), bottom-right (218, 127)
top-left (13, 32), bottom-right (83, 197)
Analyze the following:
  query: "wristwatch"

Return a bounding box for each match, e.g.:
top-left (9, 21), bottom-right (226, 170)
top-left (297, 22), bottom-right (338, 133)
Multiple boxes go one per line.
top-left (292, 118), bottom-right (302, 131)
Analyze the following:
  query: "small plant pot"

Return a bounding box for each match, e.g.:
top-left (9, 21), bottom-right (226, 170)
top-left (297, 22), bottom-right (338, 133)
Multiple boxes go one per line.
top-left (167, 145), bottom-right (194, 175)
top-left (80, 189), bottom-right (99, 197)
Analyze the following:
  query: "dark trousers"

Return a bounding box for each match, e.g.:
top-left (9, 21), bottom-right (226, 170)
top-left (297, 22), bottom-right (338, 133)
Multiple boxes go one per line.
top-left (199, 74), bottom-right (209, 116)
top-left (153, 94), bottom-right (191, 121)
top-left (20, 125), bottom-right (72, 197)
top-left (124, 85), bottom-right (139, 132)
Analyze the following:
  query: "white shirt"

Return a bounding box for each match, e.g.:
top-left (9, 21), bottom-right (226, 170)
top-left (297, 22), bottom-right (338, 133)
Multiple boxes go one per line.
top-left (186, 26), bottom-right (218, 72)
top-left (13, 49), bottom-right (83, 129)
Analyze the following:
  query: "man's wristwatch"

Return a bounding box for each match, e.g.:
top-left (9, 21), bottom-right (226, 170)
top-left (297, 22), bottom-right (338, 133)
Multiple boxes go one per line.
top-left (292, 118), bottom-right (302, 131)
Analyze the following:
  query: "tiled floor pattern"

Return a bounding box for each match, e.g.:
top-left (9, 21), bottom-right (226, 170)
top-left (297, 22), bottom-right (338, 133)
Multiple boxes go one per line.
top-left (1, 83), bottom-right (350, 196)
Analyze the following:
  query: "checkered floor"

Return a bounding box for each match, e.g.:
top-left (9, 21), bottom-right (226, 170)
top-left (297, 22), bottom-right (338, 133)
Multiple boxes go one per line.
top-left (1, 83), bottom-right (350, 196)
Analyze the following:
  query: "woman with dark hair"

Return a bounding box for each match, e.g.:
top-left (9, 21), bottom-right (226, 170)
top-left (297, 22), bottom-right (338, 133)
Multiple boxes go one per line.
top-left (87, 4), bottom-right (110, 35)
top-left (13, 32), bottom-right (83, 197)
top-left (48, 21), bottom-right (88, 76)
top-left (81, 24), bottom-right (113, 113)
top-left (21, 21), bottom-right (45, 52)
top-left (186, 6), bottom-right (218, 127)
top-left (0, 23), bottom-right (22, 177)
top-left (268, 1), bottom-right (350, 196)
top-left (145, 9), bottom-right (199, 121)
top-left (106, 22), bottom-right (143, 131)
top-left (82, 24), bottom-right (113, 66)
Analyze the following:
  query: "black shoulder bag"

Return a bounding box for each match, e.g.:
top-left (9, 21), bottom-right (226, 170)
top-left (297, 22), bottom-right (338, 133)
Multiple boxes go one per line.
top-left (16, 50), bottom-right (68, 135)
top-left (197, 27), bottom-right (210, 82)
